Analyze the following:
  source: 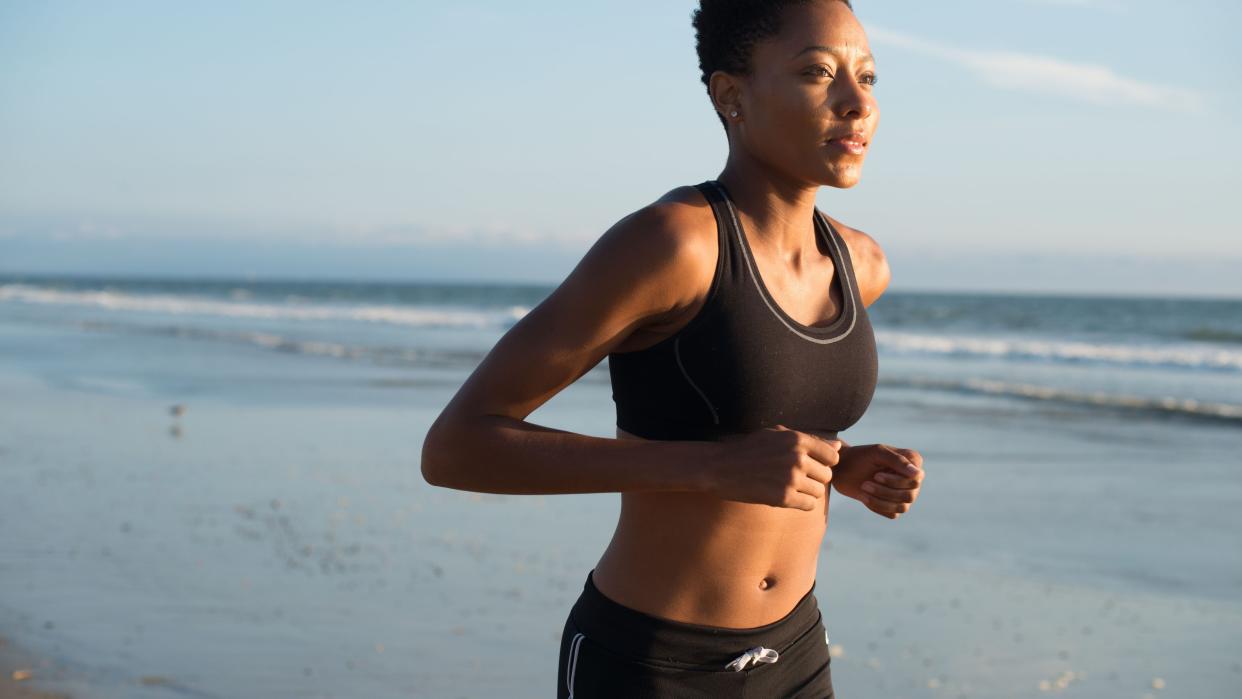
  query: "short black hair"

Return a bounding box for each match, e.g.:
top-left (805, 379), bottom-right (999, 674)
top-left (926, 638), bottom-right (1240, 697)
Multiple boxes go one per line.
top-left (692, 0), bottom-right (855, 132)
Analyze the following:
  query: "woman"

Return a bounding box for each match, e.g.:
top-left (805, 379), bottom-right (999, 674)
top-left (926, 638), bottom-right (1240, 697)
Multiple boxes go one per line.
top-left (421, 1), bottom-right (925, 696)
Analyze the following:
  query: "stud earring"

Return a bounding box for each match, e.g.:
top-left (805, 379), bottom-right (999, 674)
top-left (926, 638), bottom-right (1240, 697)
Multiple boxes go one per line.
top-left (730, 110), bottom-right (738, 118)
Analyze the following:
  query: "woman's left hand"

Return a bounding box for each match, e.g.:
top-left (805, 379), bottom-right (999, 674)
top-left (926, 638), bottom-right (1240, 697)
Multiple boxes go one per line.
top-left (831, 444), bottom-right (924, 519)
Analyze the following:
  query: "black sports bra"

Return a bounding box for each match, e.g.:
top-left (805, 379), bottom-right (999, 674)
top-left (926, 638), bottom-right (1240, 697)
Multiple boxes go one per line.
top-left (606, 179), bottom-right (879, 441)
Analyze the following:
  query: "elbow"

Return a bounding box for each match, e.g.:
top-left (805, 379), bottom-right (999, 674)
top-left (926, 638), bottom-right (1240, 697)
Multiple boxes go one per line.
top-left (420, 423), bottom-right (460, 488)
top-left (421, 413), bottom-right (491, 490)
top-left (421, 413), bottom-right (507, 491)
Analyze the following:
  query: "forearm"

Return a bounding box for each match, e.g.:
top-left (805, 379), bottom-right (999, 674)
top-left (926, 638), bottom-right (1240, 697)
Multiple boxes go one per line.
top-left (420, 415), bottom-right (715, 495)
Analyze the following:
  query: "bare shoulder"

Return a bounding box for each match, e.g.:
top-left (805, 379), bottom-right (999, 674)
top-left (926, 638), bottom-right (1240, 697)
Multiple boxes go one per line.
top-left (574, 184), bottom-right (715, 303)
top-left (543, 183), bottom-right (718, 343)
top-left (650, 184), bottom-right (717, 237)
top-left (422, 183), bottom-right (718, 433)
top-left (618, 184), bottom-right (716, 251)
top-left (601, 184), bottom-right (720, 344)
top-left (822, 214), bottom-right (890, 307)
top-left (622, 183), bottom-right (718, 291)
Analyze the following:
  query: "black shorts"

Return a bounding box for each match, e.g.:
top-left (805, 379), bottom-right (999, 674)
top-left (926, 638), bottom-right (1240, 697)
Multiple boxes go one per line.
top-left (556, 569), bottom-right (835, 698)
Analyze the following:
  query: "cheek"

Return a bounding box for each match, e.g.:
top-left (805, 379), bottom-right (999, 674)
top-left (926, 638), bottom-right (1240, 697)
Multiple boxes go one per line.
top-left (773, 97), bottom-right (829, 154)
top-left (756, 82), bottom-right (820, 125)
top-left (785, 90), bottom-right (825, 125)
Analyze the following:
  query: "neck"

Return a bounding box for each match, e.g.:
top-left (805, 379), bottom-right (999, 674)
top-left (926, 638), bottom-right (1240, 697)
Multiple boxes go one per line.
top-left (715, 155), bottom-right (822, 255)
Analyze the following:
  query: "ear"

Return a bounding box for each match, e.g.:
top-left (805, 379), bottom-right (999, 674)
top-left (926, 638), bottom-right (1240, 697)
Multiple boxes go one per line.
top-left (708, 70), bottom-right (743, 121)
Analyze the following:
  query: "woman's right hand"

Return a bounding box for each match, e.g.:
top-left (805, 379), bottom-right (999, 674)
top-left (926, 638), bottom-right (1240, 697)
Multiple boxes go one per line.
top-left (701, 425), bottom-right (841, 511)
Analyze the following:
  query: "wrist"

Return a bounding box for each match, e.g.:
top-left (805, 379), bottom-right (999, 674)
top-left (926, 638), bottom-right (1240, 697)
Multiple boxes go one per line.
top-left (637, 438), bottom-right (720, 494)
top-left (831, 445), bottom-right (857, 491)
top-left (684, 440), bottom-right (723, 494)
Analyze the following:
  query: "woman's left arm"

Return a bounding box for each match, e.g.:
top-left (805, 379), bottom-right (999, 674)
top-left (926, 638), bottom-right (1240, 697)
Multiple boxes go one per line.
top-left (826, 221), bottom-right (924, 518)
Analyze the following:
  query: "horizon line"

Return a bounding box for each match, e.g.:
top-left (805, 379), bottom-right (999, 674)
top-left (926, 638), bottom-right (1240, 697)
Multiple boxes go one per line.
top-left (2, 269), bottom-right (1238, 303)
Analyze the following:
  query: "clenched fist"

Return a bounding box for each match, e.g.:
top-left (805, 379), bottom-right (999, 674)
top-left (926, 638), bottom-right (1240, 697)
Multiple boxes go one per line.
top-left (705, 425), bottom-right (842, 511)
top-left (832, 444), bottom-right (924, 519)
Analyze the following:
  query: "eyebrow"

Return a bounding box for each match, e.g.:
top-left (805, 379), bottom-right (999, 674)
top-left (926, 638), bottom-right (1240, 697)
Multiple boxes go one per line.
top-left (792, 45), bottom-right (875, 63)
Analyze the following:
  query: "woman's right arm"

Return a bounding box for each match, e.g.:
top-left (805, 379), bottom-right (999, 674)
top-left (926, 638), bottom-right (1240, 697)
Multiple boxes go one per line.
top-left (419, 199), bottom-right (721, 496)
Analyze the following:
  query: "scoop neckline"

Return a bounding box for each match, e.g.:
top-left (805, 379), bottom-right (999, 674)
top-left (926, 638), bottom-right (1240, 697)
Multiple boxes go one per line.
top-left (711, 179), bottom-right (854, 337)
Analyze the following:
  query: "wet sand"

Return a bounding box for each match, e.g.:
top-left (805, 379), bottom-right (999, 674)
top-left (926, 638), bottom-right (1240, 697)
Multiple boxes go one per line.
top-left (0, 355), bottom-right (1239, 696)
top-left (0, 636), bottom-right (70, 699)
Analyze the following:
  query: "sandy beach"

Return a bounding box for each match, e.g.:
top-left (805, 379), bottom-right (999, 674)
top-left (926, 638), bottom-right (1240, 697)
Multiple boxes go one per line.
top-left (1, 279), bottom-right (1239, 697)
top-left (2, 364), bottom-right (1239, 697)
top-left (0, 636), bottom-right (71, 699)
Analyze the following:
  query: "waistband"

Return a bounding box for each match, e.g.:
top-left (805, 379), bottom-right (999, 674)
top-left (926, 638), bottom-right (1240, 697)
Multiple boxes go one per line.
top-left (569, 569), bottom-right (823, 669)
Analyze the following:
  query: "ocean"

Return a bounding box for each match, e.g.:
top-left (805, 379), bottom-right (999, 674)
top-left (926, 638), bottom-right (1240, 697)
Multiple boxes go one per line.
top-left (1, 274), bottom-right (1239, 698)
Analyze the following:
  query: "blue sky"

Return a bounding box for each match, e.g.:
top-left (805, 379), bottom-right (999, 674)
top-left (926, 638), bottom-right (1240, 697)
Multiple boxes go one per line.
top-left (2, 0), bottom-right (1239, 296)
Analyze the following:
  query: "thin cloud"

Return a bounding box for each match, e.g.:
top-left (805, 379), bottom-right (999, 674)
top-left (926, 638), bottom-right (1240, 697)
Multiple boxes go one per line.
top-left (867, 25), bottom-right (1205, 112)
top-left (0, 213), bottom-right (584, 248)
top-left (329, 220), bottom-right (585, 247)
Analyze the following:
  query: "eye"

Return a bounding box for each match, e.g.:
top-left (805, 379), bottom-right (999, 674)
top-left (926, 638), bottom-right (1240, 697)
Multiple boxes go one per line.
top-left (860, 72), bottom-right (878, 86)
top-left (805, 66), bottom-right (832, 78)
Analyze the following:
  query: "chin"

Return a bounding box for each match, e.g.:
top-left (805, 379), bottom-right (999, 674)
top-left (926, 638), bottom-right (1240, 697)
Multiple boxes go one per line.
top-left (822, 172), bottom-right (863, 189)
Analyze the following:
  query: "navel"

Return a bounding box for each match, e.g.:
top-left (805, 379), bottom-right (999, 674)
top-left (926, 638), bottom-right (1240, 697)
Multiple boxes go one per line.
top-left (758, 576), bottom-right (776, 591)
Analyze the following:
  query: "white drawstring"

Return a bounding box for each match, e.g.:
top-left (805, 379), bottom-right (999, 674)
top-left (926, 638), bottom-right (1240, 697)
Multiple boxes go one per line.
top-left (725, 645), bottom-right (780, 671)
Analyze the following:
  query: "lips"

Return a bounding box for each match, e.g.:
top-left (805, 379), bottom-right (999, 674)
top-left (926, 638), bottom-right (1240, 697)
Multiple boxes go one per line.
top-left (825, 131), bottom-right (867, 147)
top-left (823, 131), bottom-right (867, 156)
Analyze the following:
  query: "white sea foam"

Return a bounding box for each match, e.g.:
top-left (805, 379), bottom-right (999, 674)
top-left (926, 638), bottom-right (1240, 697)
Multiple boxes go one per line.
top-left (876, 330), bottom-right (1242, 372)
top-left (0, 283), bottom-right (528, 329)
top-left (70, 319), bottom-right (619, 383)
top-left (76, 320), bottom-right (442, 365)
top-left (8, 284), bottom-right (1235, 375)
top-left (51, 315), bottom-right (1242, 422)
top-left (884, 375), bottom-right (1242, 423)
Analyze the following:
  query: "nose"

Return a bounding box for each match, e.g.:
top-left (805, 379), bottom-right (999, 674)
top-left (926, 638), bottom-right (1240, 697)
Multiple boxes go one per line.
top-left (831, 77), bottom-right (874, 120)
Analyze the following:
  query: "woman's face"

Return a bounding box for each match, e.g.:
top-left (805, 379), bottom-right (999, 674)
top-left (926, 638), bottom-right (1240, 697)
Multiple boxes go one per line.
top-left (725, 0), bottom-right (879, 189)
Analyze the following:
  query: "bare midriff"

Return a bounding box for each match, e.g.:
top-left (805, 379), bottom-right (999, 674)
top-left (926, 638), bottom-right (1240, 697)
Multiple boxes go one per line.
top-left (590, 426), bottom-right (831, 629)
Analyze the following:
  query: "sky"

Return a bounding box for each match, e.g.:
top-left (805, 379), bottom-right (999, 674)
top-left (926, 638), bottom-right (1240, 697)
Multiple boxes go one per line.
top-left (2, 0), bottom-right (1240, 297)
